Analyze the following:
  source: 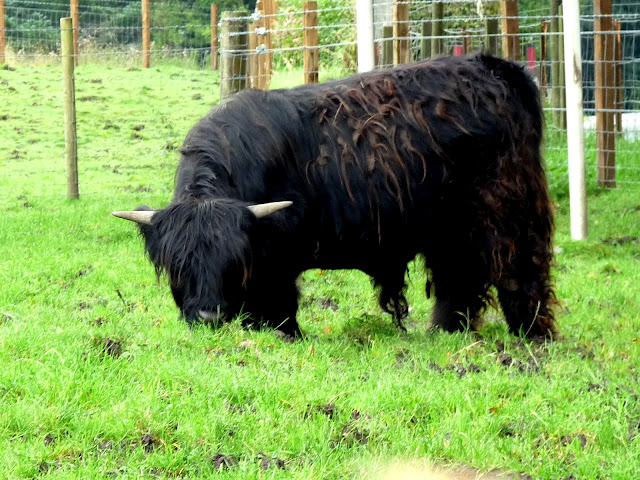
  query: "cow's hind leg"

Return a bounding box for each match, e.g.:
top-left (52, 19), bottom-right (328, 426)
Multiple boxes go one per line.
top-left (493, 236), bottom-right (557, 338)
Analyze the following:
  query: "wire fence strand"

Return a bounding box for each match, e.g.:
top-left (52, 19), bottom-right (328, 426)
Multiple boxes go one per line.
top-left (1, 0), bottom-right (639, 201)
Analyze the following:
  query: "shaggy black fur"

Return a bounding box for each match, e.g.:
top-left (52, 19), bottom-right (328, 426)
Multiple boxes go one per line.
top-left (129, 53), bottom-right (557, 338)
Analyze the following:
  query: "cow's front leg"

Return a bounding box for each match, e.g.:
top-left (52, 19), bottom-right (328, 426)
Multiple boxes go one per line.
top-left (429, 251), bottom-right (490, 333)
top-left (243, 276), bottom-right (302, 339)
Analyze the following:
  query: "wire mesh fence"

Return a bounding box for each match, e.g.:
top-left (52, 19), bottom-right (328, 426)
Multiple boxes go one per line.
top-left (216, 0), bottom-right (357, 96)
top-left (0, 0), bottom-right (639, 201)
top-left (3, 0), bottom-right (215, 67)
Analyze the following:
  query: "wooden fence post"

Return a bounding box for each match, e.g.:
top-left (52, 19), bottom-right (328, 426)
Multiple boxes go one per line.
top-left (431, 1), bottom-right (443, 57)
top-left (253, 0), bottom-right (265, 89)
top-left (248, 22), bottom-right (258, 87)
top-left (303, 1), bottom-right (319, 84)
top-left (61, 18), bottom-right (78, 199)
top-left (594, 0), bottom-right (616, 187)
top-left (540, 19), bottom-right (548, 90)
top-left (142, 0), bottom-right (150, 68)
top-left (558, 6), bottom-right (566, 129)
top-left (211, 4), bottom-right (218, 70)
top-left (393, 0), bottom-right (410, 66)
top-left (484, 17), bottom-right (498, 56)
top-left (71, 0), bottom-right (79, 66)
top-left (382, 25), bottom-right (393, 67)
top-left (550, 0), bottom-right (563, 128)
top-left (614, 19), bottom-right (623, 134)
top-left (259, 0), bottom-right (275, 90)
top-left (420, 21), bottom-right (431, 60)
top-left (220, 11), bottom-right (248, 99)
top-left (0, 0), bottom-right (5, 65)
top-left (500, 0), bottom-right (520, 61)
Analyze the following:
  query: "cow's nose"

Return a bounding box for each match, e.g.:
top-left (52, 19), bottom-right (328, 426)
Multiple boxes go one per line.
top-left (198, 309), bottom-right (227, 325)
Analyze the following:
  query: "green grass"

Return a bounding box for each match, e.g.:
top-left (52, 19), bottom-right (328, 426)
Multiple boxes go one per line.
top-left (1, 63), bottom-right (640, 479)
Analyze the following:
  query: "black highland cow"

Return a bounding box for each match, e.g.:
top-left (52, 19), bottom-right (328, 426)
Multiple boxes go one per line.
top-left (114, 54), bottom-right (557, 338)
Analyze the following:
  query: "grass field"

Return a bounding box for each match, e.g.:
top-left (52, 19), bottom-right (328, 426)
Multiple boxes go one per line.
top-left (1, 62), bottom-right (639, 479)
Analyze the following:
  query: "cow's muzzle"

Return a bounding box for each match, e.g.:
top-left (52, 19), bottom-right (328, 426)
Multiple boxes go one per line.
top-left (198, 309), bottom-right (227, 326)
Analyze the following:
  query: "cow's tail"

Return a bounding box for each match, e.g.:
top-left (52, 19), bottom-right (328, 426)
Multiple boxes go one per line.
top-left (480, 54), bottom-right (558, 337)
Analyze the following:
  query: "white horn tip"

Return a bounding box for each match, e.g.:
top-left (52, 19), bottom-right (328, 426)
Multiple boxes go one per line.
top-left (112, 210), bottom-right (156, 225)
top-left (247, 201), bottom-right (293, 218)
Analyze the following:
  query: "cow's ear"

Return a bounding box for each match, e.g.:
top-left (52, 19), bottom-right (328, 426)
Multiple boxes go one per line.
top-left (247, 201), bottom-right (292, 218)
top-left (112, 210), bottom-right (157, 225)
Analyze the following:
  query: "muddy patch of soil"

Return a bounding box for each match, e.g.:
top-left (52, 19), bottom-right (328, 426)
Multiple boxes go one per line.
top-left (603, 236), bottom-right (639, 246)
top-left (318, 297), bottom-right (339, 311)
top-left (259, 455), bottom-right (286, 470)
top-left (331, 409), bottom-right (372, 448)
top-left (211, 453), bottom-right (238, 471)
top-left (100, 337), bottom-right (123, 358)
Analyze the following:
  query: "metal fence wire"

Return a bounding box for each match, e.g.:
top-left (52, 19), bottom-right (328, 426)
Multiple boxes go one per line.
top-left (1, 0), bottom-right (639, 197)
top-left (215, 0), bottom-right (640, 188)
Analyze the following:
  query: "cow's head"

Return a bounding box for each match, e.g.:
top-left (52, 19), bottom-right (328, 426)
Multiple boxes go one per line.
top-left (113, 200), bottom-right (292, 326)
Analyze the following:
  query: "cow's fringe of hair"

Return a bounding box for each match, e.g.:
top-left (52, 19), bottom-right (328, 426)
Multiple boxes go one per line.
top-left (139, 199), bottom-right (254, 320)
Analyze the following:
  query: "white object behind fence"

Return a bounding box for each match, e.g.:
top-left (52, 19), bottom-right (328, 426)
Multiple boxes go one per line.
top-left (563, 0), bottom-right (588, 240)
top-left (356, 0), bottom-right (375, 72)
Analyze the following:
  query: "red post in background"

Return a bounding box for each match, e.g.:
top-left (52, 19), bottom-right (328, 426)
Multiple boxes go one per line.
top-left (526, 46), bottom-right (536, 73)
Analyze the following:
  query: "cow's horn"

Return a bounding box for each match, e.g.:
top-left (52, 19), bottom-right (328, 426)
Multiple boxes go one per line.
top-left (112, 210), bottom-right (156, 225)
top-left (247, 201), bottom-right (293, 218)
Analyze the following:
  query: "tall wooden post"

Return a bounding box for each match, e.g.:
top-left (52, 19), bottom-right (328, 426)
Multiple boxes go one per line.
top-left (550, 0), bottom-right (562, 128)
top-left (253, 0), bottom-right (265, 89)
top-left (220, 11), bottom-right (248, 99)
top-left (557, 5), bottom-right (566, 130)
top-left (431, 1), bottom-right (443, 57)
top-left (540, 20), bottom-right (548, 90)
top-left (500, 0), bottom-right (520, 61)
top-left (393, 0), bottom-right (410, 66)
top-left (142, 0), bottom-right (150, 68)
top-left (614, 19), bottom-right (623, 134)
top-left (594, 0), bottom-right (616, 187)
top-left (382, 25), bottom-right (393, 67)
top-left (303, 1), bottom-right (319, 84)
top-left (420, 21), bottom-right (431, 60)
top-left (484, 17), bottom-right (498, 56)
top-left (248, 22), bottom-right (258, 87)
top-left (61, 18), bottom-right (79, 199)
top-left (211, 4), bottom-right (219, 70)
top-left (259, 0), bottom-right (276, 90)
top-left (0, 0), bottom-right (6, 65)
top-left (71, 0), bottom-right (79, 66)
